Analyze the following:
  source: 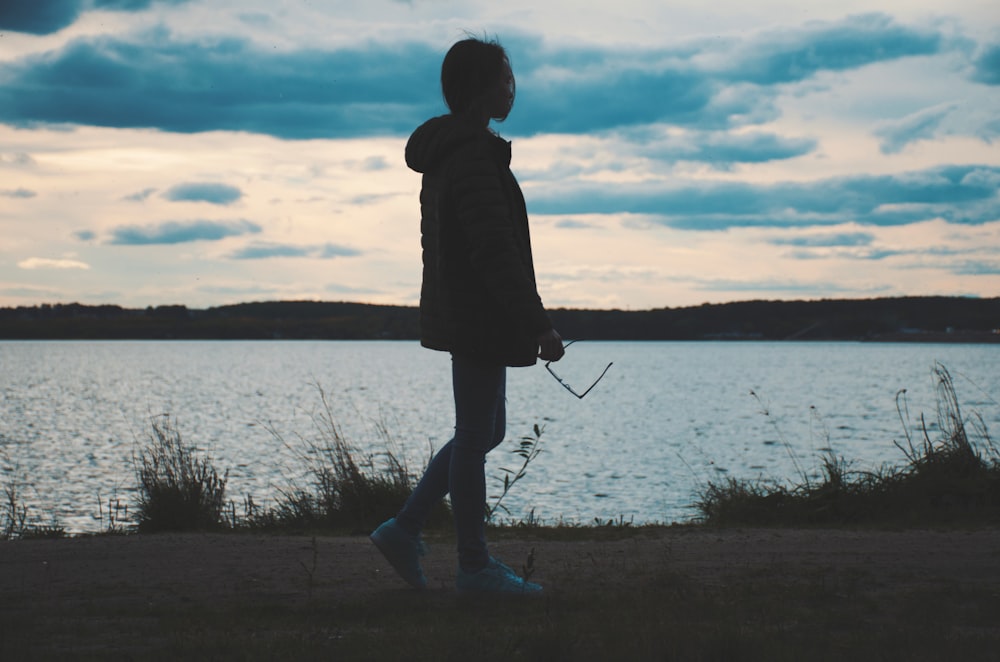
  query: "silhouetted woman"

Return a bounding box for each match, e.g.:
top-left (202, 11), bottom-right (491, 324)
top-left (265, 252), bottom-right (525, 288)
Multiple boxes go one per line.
top-left (370, 36), bottom-right (564, 594)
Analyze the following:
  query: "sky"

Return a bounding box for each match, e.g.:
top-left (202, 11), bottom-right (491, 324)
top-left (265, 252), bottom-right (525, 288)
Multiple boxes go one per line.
top-left (1, 0), bottom-right (998, 311)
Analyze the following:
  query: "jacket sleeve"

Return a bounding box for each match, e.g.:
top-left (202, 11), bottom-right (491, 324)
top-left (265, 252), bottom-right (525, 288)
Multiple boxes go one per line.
top-left (450, 141), bottom-right (552, 338)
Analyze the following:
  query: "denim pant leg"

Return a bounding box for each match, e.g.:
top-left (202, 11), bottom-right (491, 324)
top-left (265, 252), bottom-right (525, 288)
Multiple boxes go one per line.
top-left (395, 354), bottom-right (505, 571)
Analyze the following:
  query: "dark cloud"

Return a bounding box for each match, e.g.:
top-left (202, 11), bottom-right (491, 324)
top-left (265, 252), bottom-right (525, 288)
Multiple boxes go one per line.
top-left (123, 187), bottom-right (157, 202)
top-left (0, 188), bottom-right (36, 198)
top-left (108, 219), bottom-right (261, 244)
top-left (694, 133), bottom-right (816, 164)
top-left (163, 182), bottom-right (243, 205)
top-left (719, 13), bottom-right (941, 85)
top-left (93, 0), bottom-right (188, 9)
top-left (555, 219), bottom-right (596, 229)
top-left (875, 104), bottom-right (956, 154)
top-left (0, 0), bottom-right (83, 35)
top-left (74, 229), bottom-right (97, 241)
top-left (632, 130), bottom-right (816, 166)
top-left (529, 165), bottom-right (1000, 230)
top-left (0, 29), bottom-right (440, 139)
top-left (228, 242), bottom-right (360, 260)
top-left (972, 44), bottom-right (1000, 85)
top-left (0, 0), bottom-right (192, 35)
top-left (784, 248), bottom-right (902, 261)
top-left (768, 232), bottom-right (876, 247)
top-left (0, 15), bottom-right (948, 139)
top-left (952, 261), bottom-right (1000, 275)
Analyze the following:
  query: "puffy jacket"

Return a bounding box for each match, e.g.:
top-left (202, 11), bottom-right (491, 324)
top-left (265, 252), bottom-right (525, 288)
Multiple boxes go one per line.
top-left (405, 114), bottom-right (552, 367)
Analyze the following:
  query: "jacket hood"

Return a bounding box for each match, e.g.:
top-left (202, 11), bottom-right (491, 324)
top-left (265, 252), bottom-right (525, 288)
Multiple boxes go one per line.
top-left (405, 115), bottom-right (500, 174)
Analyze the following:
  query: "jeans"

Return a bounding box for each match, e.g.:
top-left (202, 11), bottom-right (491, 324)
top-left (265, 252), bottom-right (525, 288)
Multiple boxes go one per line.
top-left (395, 353), bottom-right (506, 572)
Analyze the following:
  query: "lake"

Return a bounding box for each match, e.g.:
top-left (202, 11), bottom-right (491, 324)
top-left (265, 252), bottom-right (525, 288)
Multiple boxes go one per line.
top-left (1, 340), bottom-right (997, 533)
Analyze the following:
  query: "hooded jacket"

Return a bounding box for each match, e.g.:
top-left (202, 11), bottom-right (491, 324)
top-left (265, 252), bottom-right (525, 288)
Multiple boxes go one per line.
top-left (405, 114), bottom-right (552, 367)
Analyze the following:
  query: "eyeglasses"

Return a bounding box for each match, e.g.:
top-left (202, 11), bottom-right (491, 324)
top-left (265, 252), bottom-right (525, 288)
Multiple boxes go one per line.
top-left (544, 340), bottom-right (613, 399)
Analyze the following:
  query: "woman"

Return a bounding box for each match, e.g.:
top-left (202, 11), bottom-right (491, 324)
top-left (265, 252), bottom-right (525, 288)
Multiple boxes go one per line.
top-left (370, 37), bottom-right (564, 594)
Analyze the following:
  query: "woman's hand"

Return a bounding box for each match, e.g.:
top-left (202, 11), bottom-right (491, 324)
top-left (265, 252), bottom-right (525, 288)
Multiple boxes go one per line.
top-left (537, 328), bottom-right (565, 362)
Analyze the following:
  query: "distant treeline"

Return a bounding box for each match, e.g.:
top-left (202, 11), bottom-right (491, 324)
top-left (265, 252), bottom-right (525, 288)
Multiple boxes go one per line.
top-left (1, 297), bottom-right (998, 342)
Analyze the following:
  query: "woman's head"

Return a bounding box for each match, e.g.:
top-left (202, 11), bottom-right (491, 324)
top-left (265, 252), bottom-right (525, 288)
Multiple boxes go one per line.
top-left (441, 37), bottom-right (515, 123)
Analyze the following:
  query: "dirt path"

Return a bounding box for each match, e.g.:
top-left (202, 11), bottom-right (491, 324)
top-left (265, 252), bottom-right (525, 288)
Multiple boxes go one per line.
top-left (3, 527), bottom-right (998, 608)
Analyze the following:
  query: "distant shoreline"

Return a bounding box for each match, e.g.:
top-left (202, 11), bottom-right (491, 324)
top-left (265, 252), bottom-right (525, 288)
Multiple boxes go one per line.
top-left (1, 295), bottom-right (997, 342)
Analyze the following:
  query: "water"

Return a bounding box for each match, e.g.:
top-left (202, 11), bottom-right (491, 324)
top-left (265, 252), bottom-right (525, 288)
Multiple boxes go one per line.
top-left (1, 340), bottom-right (997, 533)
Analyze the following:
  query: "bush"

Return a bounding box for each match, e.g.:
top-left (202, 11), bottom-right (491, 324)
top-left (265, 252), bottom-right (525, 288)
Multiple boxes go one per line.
top-left (695, 363), bottom-right (1000, 526)
top-left (134, 415), bottom-right (228, 532)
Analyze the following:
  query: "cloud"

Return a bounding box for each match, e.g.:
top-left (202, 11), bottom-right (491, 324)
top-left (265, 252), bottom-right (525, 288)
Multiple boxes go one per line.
top-left (875, 103), bottom-right (958, 154)
top-left (123, 187), bottom-right (157, 202)
top-left (0, 286), bottom-right (60, 297)
top-left (972, 44), bottom-right (1000, 85)
top-left (0, 0), bottom-right (84, 35)
top-left (325, 283), bottom-right (382, 295)
top-left (0, 0), bottom-right (192, 35)
top-left (74, 230), bottom-right (97, 241)
top-left (784, 247), bottom-right (902, 261)
top-left (717, 13), bottom-right (942, 85)
top-left (0, 15), bottom-right (949, 139)
top-left (529, 165), bottom-right (1000, 230)
top-left (163, 182), bottom-right (243, 205)
top-left (0, 29), bottom-right (441, 139)
top-left (18, 257), bottom-right (90, 270)
top-left (228, 242), bottom-right (361, 260)
top-left (0, 153), bottom-right (37, 167)
top-left (360, 156), bottom-right (390, 171)
top-left (633, 129), bottom-right (816, 166)
top-left (689, 277), bottom-right (889, 294)
top-left (951, 260), bottom-right (1000, 275)
top-left (695, 132), bottom-right (816, 164)
top-left (768, 232), bottom-right (876, 247)
top-left (0, 188), bottom-right (36, 199)
top-left (92, 0), bottom-right (190, 9)
top-left (108, 219), bottom-right (261, 245)
top-left (555, 219), bottom-right (596, 229)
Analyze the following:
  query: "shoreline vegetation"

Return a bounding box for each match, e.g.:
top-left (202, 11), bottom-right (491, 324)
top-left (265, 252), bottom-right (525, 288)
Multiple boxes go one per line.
top-left (2, 366), bottom-right (998, 658)
top-left (2, 295), bottom-right (999, 342)
top-left (2, 365), bottom-right (997, 538)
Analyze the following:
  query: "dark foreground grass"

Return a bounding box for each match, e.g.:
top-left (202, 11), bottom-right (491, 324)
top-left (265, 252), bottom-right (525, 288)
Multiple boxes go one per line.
top-left (3, 547), bottom-right (998, 662)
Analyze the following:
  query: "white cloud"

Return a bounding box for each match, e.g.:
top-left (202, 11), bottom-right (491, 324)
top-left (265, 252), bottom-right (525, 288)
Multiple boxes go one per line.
top-left (18, 257), bottom-right (91, 270)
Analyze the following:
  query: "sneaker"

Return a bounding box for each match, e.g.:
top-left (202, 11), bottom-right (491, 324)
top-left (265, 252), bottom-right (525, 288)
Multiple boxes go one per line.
top-left (370, 518), bottom-right (428, 589)
top-left (456, 557), bottom-right (543, 595)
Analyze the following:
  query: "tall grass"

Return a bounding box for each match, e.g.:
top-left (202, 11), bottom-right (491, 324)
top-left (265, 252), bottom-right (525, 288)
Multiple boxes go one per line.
top-left (2, 468), bottom-right (28, 540)
top-left (1, 454), bottom-right (65, 540)
top-left (487, 423), bottom-right (544, 523)
top-left (696, 363), bottom-right (1000, 526)
top-left (260, 386), bottom-right (449, 534)
top-left (133, 415), bottom-right (228, 532)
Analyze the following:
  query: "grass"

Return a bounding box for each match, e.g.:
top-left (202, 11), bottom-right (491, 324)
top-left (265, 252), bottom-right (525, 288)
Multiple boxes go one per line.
top-left (695, 363), bottom-right (1000, 526)
top-left (1, 456), bottom-right (65, 540)
top-left (134, 414), bottom-right (229, 533)
top-left (246, 385), bottom-right (450, 535)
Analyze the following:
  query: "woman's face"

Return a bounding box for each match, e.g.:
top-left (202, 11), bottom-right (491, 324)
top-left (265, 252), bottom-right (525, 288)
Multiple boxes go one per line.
top-left (485, 61), bottom-right (514, 121)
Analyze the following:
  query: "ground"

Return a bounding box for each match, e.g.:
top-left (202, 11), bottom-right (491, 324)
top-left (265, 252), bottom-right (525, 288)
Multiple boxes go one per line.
top-left (2, 527), bottom-right (999, 660)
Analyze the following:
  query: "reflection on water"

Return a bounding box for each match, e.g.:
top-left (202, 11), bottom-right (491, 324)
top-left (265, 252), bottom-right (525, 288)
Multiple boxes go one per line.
top-left (1, 340), bottom-right (997, 533)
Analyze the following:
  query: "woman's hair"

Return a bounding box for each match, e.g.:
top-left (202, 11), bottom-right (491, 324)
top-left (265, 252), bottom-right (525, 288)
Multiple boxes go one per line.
top-left (440, 37), bottom-right (514, 120)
